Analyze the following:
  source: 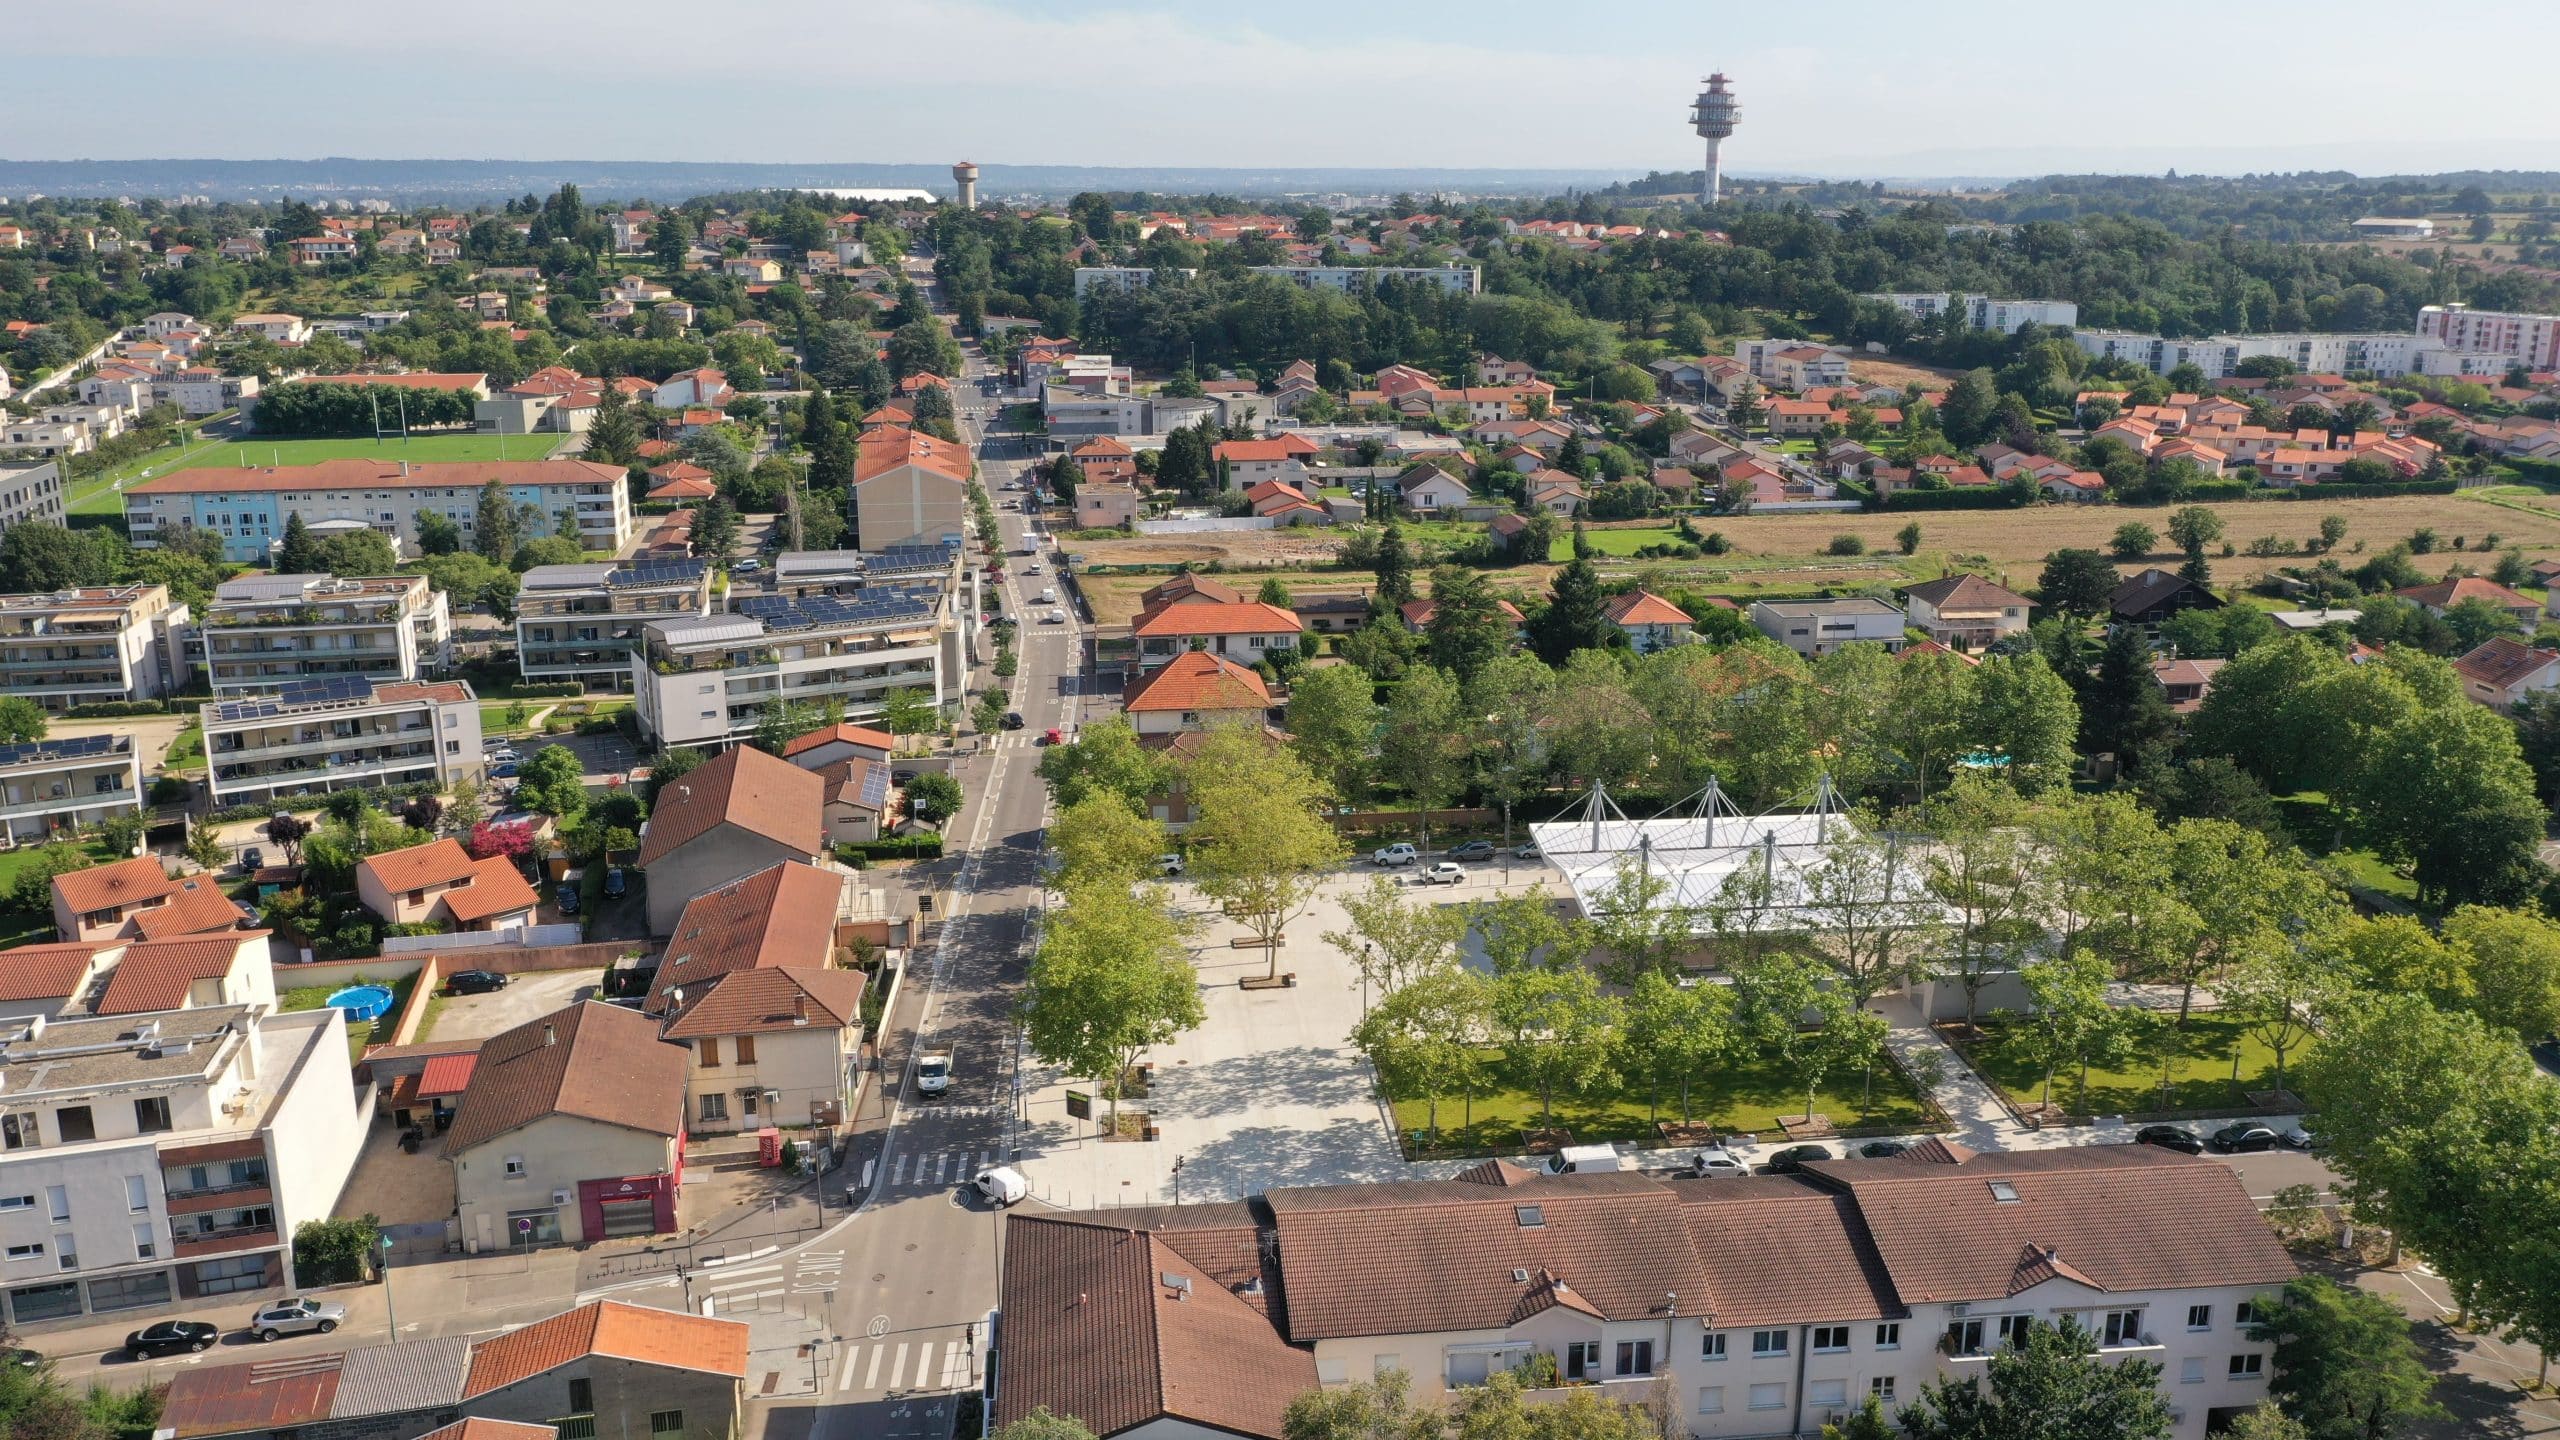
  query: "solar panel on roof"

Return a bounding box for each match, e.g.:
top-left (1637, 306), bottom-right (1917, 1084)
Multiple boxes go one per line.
top-left (0, 733), bottom-right (122, 768)
top-left (610, 559), bottom-right (707, 587)
top-left (735, 595), bottom-right (797, 618)
top-left (857, 764), bottom-right (890, 810)
top-left (277, 675), bottom-right (375, 707)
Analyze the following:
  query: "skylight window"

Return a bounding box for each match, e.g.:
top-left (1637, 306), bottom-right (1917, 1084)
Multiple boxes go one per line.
top-left (1988, 1181), bottom-right (2021, 1204)
top-left (1515, 1204), bottom-right (1545, 1228)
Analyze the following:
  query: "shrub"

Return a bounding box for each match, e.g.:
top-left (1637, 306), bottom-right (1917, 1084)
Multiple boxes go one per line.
top-left (63, 699), bottom-right (181, 718)
top-left (1825, 534), bottom-right (1865, 556)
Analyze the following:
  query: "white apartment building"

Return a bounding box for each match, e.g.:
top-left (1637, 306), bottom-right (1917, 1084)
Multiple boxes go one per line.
top-left (126, 459), bottom-right (633, 564)
top-left (631, 578), bottom-right (967, 747)
top-left (202, 677), bottom-right (484, 810)
top-left (0, 733), bottom-right (144, 845)
top-left (0, 582), bottom-right (192, 711)
top-left (515, 559), bottom-right (715, 693)
top-left (0, 460), bottom-right (69, 536)
top-left (2071, 328), bottom-right (2442, 379)
top-left (0, 994), bottom-right (364, 1331)
top-left (1967, 297), bottom-right (2078, 333)
top-left (1866, 292), bottom-right (1952, 320)
top-left (199, 573), bottom-right (451, 695)
top-left (997, 1144), bottom-right (2297, 1440)
top-left (0, 414), bottom-right (94, 460)
top-left (1750, 597), bottom-right (1908, 656)
top-left (1732, 340), bottom-right (1851, 391)
top-left (1071, 264), bottom-right (1481, 298)
top-left (2415, 303), bottom-right (2560, 371)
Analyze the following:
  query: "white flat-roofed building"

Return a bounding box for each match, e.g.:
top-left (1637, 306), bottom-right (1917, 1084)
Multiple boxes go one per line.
top-left (1968, 297), bottom-right (2078, 333)
top-left (2071, 328), bottom-right (2442, 379)
top-left (0, 733), bottom-right (144, 845)
top-left (514, 558), bottom-right (714, 693)
top-left (0, 994), bottom-right (364, 1332)
top-left (0, 582), bottom-right (190, 710)
top-left (2353, 216), bottom-right (2435, 239)
top-left (632, 582), bottom-right (963, 748)
top-left (124, 458), bottom-right (632, 563)
top-left (199, 573), bottom-right (450, 695)
top-left (2415, 303), bottom-right (2560, 371)
top-left (202, 677), bottom-right (483, 810)
top-left (1749, 596), bottom-right (1907, 657)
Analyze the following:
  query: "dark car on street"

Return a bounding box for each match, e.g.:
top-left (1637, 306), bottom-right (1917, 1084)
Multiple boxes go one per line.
top-left (240, 846), bottom-right (265, 871)
top-left (123, 1321), bottom-right (218, 1357)
top-left (1001, 711), bottom-right (1025, 730)
top-left (1856, 1139), bottom-right (1913, 1159)
top-left (1446, 841), bottom-right (1496, 861)
top-left (445, 970), bottom-right (507, 996)
top-left (2208, 1123), bottom-right (2284, 1154)
top-left (1759, 1144), bottom-right (1834, 1175)
top-left (2134, 1124), bottom-right (2205, 1155)
top-left (603, 868), bottom-right (627, 899)
top-left (555, 883), bottom-right (581, 915)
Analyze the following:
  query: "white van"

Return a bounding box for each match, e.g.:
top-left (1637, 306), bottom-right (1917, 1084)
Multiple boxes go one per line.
top-left (1544, 1144), bottom-right (1634, 1175)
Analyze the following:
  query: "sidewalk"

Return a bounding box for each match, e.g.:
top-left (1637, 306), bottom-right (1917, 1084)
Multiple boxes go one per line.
top-left (1878, 992), bottom-right (2018, 1149)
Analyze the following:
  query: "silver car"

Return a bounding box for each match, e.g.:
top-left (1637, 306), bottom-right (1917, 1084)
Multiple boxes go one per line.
top-left (250, 1296), bottom-right (346, 1341)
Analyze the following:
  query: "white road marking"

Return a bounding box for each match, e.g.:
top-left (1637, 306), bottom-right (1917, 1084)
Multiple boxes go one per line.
top-left (887, 1341), bottom-right (907, 1388)
top-left (915, 1341), bottom-right (936, 1388)
top-left (867, 1342), bottom-right (889, 1389)
top-left (942, 1342), bottom-right (971, 1388)
top-left (893, 1153), bottom-right (911, 1183)
top-left (839, 1344), bottom-right (861, 1390)
top-left (932, 1153), bottom-right (949, 1183)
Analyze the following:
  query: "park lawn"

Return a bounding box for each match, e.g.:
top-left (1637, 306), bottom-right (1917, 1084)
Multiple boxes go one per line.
top-left (1545, 523), bottom-right (1687, 560)
top-left (2271, 793), bottom-right (2420, 906)
top-left (1388, 1041), bottom-right (1935, 1158)
top-left (168, 434), bottom-right (562, 471)
top-left (1957, 1012), bottom-right (2296, 1118)
top-left (164, 722), bottom-right (205, 771)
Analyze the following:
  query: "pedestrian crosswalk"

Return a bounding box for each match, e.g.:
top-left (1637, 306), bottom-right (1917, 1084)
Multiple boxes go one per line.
top-left (888, 1146), bottom-right (1007, 1188)
top-left (828, 1334), bottom-right (977, 1396)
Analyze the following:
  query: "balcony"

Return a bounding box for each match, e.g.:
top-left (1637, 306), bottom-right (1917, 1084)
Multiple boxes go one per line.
top-left (164, 1183), bottom-right (272, 1217)
top-left (172, 1222), bottom-right (278, 1259)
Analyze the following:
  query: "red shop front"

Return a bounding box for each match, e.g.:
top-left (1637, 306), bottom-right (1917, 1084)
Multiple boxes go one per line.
top-left (578, 1172), bottom-right (678, 1240)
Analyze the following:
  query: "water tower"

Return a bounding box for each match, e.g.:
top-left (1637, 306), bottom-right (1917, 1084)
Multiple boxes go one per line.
top-left (951, 160), bottom-right (980, 209)
top-left (1688, 73), bottom-right (1739, 205)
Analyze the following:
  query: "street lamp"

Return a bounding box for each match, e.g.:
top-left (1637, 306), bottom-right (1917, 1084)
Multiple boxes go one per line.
top-left (1171, 1156), bottom-right (1186, 1206)
top-left (380, 1234), bottom-right (397, 1341)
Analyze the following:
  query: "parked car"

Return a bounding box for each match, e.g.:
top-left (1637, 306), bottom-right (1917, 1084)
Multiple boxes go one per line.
top-left (250, 1297), bottom-right (345, 1342)
top-left (1045, 610), bottom-right (1066, 624)
top-left (2281, 1125), bottom-right (2318, 1152)
top-left (733, 558), bottom-right (762, 573)
top-left (975, 1165), bottom-right (1029, 1207)
top-left (1415, 862), bottom-right (1465, 886)
top-left (1685, 1146), bottom-right (1749, 1179)
top-left (240, 846), bottom-right (265, 871)
top-left (485, 746), bottom-right (519, 765)
top-left (1856, 1139), bottom-right (1914, 1159)
top-left (1759, 1144), bottom-right (1834, 1175)
top-left (1372, 843), bottom-right (1419, 867)
top-left (2133, 1124), bottom-right (2205, 1154)
top-left (1036, 588), bottom-right (1057, 603)
top-left (123, 1321), bottom-right (217, 1358)
top-left (1544, 1144), bottom-right (1633, 1175)
top-left (1001, 711), bottom-right (1026, 730)
top-left (602, 868), bottom-right (627, 899)
top-left (1446, 840), bottom-right (1496, 861)
top-left (445, 970), bottom-right (507, 996)
top-left (917, 1051), bottom-right (952, 1096)
top-left (1041, 728), bottom-right (1063, 746)
top-left (3, 1346), bottom-right (42, 1369)
top-left (2208, 1123), bottom-right (2284, 1154)
top-left (1157, 854), bottom-right (1185, 876)
top-left (555, 883), bottom-right (581, 916)
top-left (1024, 563), bottom-right (1041, 575)
top-left (1514, 841), bottom-right (1542, 860)
top-left (492, 762), bottom-right (520, 779)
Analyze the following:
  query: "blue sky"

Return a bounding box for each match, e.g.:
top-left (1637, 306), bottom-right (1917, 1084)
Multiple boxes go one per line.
top-left (12, 1), bottom-right (2559, 177)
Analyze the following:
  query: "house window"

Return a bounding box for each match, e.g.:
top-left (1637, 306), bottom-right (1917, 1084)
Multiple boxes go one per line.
top-left (1751, 1330), bottom-right (1788, 1358)
top-left (2235, 1302), bottom-right (2258, 1326)
top-left (2187, 1305), bottom-right (2212, 1332)
top-left (1811, 1326), bottom-right (1850, 1354)
top-left (46, 1187), bottom-right (68, 1224)
top-left (1809, 1379), bottom-right (1847, 1408)
top-left (1696, 1388), bottom-right (1723, 1415)
top-left (0, 1195), bottom-right (29, 1211)
top-left (1700, 1333), bottom-right (1726, 1361)
top-left (648, 1410), bottom-right (683, 1437)
top-left (2179, 1357), bottom-right (2206, 1384)
top-left (1869, 1377), bottom-right (1896, 1402)
top-left (1, 1115), bottom-right (36, 1150)
top-left (135, 1097), bottom-right (172, 1134)
top-left (735, 1036), bottom-right (756, 1064)
top-left (1874, 1323), bottom-right (1901, 1351)
top-left (1747, 1383), bottom-right (1785, 1411)
top-left (1945, 1319), bottom-right (1985, 1356)
top-left (2101, 1309), bottom-right (2145, 1347)
top-left (5, 1243), bottom-right (43, 1261)
top-left (699, 1039), bottom-right (721, 1068)
top-left (55, 1107), bottom-right (94, 1142)
top-left (134, 1224), bottom-right (157, 1260)
top-left (2230, 1354), bottom-right (2264, 1379)
top-left (1562, 1341), bottom-right (1600, 1380)
top-left (700, 1094), bottom-right (728, 1122)
top-left (504, 1156), bottom-right (526, 1177)
top-left (126, 1176), bottom-right (149, 1212)
top-left (55, 1237), bottom-right (76, 1270)
top-left (1614, 1340), bottom-right (1653, 1377)
top-left (569, 1378), bottom-right (594, 1412)
top-left (1998, 1314), bottom-right (2037, 1349)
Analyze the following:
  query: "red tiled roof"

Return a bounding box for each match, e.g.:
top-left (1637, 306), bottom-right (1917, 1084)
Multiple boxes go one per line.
top-left (1122, 651), bottom-right (1273, 714)
top-left (128, 875), bottom-right (247, 941)
top-left (636, 745), bottom-right (824, 866)
top-left (51, 855), bottom-right (183, 918)
top-left (1603, 589), bottom-right (1692, 626)
top-left (854, 425), bottom-right (973, 484)
top-left (357, 837), bottom-right (477, 895)
top-left (417, 1052), bottom-right (480, 1097)
top-left (1398, 597), bottom-right (1525, 628)
top-left (2454, 635), bottom-right (2560, 691)
top-left (2397, 576), bottom-right (2533, 612)
top-left (94, 935), bottom-right (257, 1015)
top-left (440, 856), bottom-right (540, 925)
top-left (414, 1421), bottom-right (559, 1440)
top-left (780, 722), bottom-right (893, 759)
top-left (661, 965), bottom-right (865, 1039)
top-left (649, 861), bottom-right (844, 1009)
top-left (0, 941), bottom-right (106, 1003)
top-left (462, 1300), bottom-right (748, 1399)
top-left (442, 1002), bottom-right (686, 1155)
top-left (1131, 601), bottom-right (1301, 639)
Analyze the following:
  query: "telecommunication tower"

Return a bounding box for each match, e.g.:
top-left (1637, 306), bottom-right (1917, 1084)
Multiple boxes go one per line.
top-left (1688, 74), bottom-right (1739, 205)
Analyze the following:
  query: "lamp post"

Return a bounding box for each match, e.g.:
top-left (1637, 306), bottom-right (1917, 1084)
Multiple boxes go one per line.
top-left (1171, 1156), bottom-right (1185, 1206)
top-left (380, 1234), bottom-right (398, 1342)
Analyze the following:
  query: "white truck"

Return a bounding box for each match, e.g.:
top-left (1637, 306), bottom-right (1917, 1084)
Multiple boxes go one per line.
top-left (917, 1051), bottom-right (953, 1097)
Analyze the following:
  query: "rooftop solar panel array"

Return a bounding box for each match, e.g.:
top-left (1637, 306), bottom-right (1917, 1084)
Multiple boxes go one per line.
top-left (607, 559), bottom-right (708, 587)
top-left (725, 586), bottom-right (937, 635)
top-left (0, 732), bottom-right (126, 768)
top-left (211, 675), bottom-right (377, 724)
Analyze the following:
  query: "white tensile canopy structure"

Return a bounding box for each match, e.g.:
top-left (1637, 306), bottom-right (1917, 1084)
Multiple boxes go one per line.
top-left (1530, 775), bottom-right (1943, 936)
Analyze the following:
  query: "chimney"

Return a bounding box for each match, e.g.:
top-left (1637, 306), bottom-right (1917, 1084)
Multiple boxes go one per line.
top-left (398, 460), bottom-right (409, 477)
top-left (543, 1022), bottom-right (556, 1047)
top-left (793, 993), bottom-right (809, 1024)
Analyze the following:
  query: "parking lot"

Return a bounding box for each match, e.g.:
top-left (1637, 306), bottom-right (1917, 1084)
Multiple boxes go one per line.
top-left (421, 968), bottom-right (602, 1043)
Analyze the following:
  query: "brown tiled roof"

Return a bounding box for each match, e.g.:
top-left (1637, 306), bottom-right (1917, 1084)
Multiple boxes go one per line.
top-left (52, 854), bottom-right (183, 918)
top-left (0, 941), bottom-right (106, 1003)
top-left (2454, 635), bottom-right (2560, 690)
top-left (853, 424), bottom-right (973, 484)
top-left (1673, 1177), bottom-right (1902, 1325)
top-left (1800, 1144), bottom-right (2296, 1304)
top-left (156, 1349), bottom-right (344, 1437)
top-left (1122, 651), bottom-right (1272, 714)
top-left (1139, 574), bottom-right (1242, 609)
top-left (1602, 589), bottom-right (1692, 626)
top-left (1903, 574), bottom-right (2031, 611)
top-left (780, 722), bottom-right (893, 759)
top-left (441, 1002), bottom-right (685, 1156)
top-left (997, 1214), bottom-right (1313, 1440)
top-left (414, 1421), bottom-right (559, 1440)
top-left (636, 745), bottom-right (823, 866)
top-left (462, 1300), bottom-right (748, 1399)
top-left (1131, 601), bottom-right (1301, 639)
top-left (94, 935), bottom-right (260, 1014)
top-left (127, 875), bottom-right (243, 941)
top-left (661, 965), bottom-right (865, 1039)
top-left (648, 861), bottom-right (842, 1010)
top-left (2398, 576), bottom-right (2533, 612)
top-left (440, 856), bottom-right (540, 924)
top-left (1264, 1169), bottom-right (1710, 1340)
top-left (356, 837), bottom-right (476, 895)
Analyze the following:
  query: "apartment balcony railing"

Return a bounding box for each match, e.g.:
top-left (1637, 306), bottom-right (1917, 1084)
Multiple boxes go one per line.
top-left (171, 1223), bottom-right (278, 1259)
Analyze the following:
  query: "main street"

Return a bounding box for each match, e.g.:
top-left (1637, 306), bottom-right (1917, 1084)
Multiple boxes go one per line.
top-left (597, 255), bottom-right (1071, 1440)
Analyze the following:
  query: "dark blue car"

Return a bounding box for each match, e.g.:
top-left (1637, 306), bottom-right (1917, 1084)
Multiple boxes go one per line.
top-left (555, 883), bottom-right (581, 915)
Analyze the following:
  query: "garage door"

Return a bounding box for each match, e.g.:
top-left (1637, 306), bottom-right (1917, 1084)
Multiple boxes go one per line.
top-left (598, 1198), bottom-right (658, 1238)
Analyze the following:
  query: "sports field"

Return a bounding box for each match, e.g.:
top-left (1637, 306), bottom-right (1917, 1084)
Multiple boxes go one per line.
top-left (70, 433), bottom-right (575, 516)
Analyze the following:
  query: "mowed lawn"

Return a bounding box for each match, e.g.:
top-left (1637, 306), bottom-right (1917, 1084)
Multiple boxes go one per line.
top-left (72, 433), bottom-right (568, 517)
top-left (1956, 1012), bottom-right (2294, 1117)
top-left (1389, 1042), bottom-right (1935, 1157)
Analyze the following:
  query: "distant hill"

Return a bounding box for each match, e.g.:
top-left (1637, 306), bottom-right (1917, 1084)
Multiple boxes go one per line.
top-left (0, 157), bottom-right (1643, 205)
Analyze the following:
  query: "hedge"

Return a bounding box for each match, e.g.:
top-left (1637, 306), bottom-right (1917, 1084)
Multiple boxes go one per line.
top-left (842, 835), bottom-right (944, 863)
top-left (2237, 479), bottom-right (2458, 501)
top-left (1877, 489), bottom-right (2034, 512)
top-left (2508, 458), bottom-right (2560, 488)
top-left (497, 682), bottom-right (587, 701)
top-left (63, 699), bottom-right (186, 718)
top-left (205, 778), bottom-right (444, 826)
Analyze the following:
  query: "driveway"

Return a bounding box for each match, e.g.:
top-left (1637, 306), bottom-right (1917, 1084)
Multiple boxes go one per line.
top-left (422, 968), bottom-right (600, 1043)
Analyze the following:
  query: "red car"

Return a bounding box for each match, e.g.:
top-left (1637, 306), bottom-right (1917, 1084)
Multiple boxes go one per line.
top-left (1042, 728), bottom-right (1063, 746)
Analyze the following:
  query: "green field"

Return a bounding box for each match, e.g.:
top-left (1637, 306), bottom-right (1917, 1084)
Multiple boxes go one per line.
top-left (73, 433), bottom-right (572, 518)
top-left (1546, 524), bottom-right (1686, 559)
top-left (1388, 1041), bottom-right (1935, 1157)
top-left (1955, 1012), bottom-right (2293, 1117)
top-left (281, 969), bottom-right (421, 1060)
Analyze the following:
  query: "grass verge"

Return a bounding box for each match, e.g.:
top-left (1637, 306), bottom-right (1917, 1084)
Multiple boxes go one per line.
top-left (1952, 1012), bottom-right (2294, 1118)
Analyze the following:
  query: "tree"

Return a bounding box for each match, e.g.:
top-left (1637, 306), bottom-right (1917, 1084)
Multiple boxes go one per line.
top-left (1285, 664), bottom-right (1379, 806)
top-left (1921, 780), bottom-right (2042, 1032)
top-left (1282, 1370), bottom-right (1441, 1440)
top-left (471, 478), bottom-right (518, 564)
top-left (263, 812), bottom-right (311, 865)
top-left (184, 819), bottom-right (230, 873)
top-left (693, 494), bottom-right (740, 566)
top-left (752, 697), bottom-right (827, 756)
top-left (0, 695), bottom-right (46, 744)
top-left (2161, 818), bottom-right (2335, 1023)
top-left (1819, 1397), bottom-right (1896, 1440)
top-left (2036, 548), bottom-right (2118, 619)
top-left (1036, 714), bottom-right (1168, 813)
top-left (1351, 963), bottom-right (1490, 1144)
top-left (1469, 887), bottom-right (1587, 977)
top-left (2222, 933), bottom-right (2339, 1100)
top-left (2438, 904), bottom-right (2560, 1043)
top-left (5, 841), bottom-right (104, 913)
top-left (2167, 504), bottom-right (2225, 561)
top-left (2007, 948), bottom-right (2142, 1112)
top-left (1323, 874), bottom-right (1468, 1010)
top-left (1798, 817), bottom-right (1938, 1009)
top-left (2343, 699), bottom-right (2546, 909)
top-left (317, 528), bottom-right (400, 576)
top-left (904, 772), bottom-right (963, 824)
top-left (1589, 861), bottom-right (1702, 985)
top-left (1369, 522), bottom-right (1415, 606)
top-left (276, 510), bottom-right (322, 573)
top-left (641, 745), bottom-right (705, 810)
top-left (992, 1412), bottom-right (1101, 1440)
top-left (1488, 963), bottom-right (1621, 1127)
top-left (1619, 968), bottom-right (1735, 1125)
top-left (1969, 652), bottom-right (2080, 795)
top-left (2081, 625), bottom-right (2177, 766)
top-left (2109, 521), bottom-right (2157, 560)
top-left (1377, 665), bottom-right (1465, 854)
top-left (1048, 796), bottom-right (1168, 890)
top-left (0, 522), bottom-right (116, 594)
top-left (1183, 725), bottom-right (1348, 976)
top-left (878, 687), bottom-right (941, 744)
top-left (513, 744), bottom-right (588, 819)
top-left (465, 820), bottom-right (537, 862)
top-left (2248, 1277), bottom-right (2446, 1440)
top-left (1898, 1318), bottom-right (2174, 1440)
top-left (292, 1213), bottom-right (383, 1286)
top-left (413, 509), bottom-right (464, 557)
top-left (399, 793), bottom-right (444, 835)
top-left (1420, 567), bottom-right (1512, 685)
top-left (1531, 551), bottom-right (1612, 665)
top-left (1938, 367), bottom-right (1999, 447)
top-left (1019, 882), bottom-right (1203, 1131)
top-left (1895, 520), bottom-right (1924, 556)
